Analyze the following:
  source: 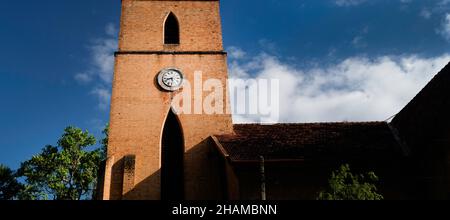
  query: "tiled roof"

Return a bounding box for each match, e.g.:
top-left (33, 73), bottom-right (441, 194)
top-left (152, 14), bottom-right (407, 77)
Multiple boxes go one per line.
top-left (214, 122), bottom-right (404, 162)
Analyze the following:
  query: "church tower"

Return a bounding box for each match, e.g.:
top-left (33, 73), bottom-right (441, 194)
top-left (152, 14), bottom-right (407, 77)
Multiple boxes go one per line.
top-left (102, 0), bottom-right (233, 200)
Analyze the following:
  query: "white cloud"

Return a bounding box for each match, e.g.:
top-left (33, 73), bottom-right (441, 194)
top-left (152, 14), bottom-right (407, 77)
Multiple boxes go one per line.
top-left (335, 0), bottom-right (367, 7)
top-left (90, 38), bottom-right (117, 84)
top-left (352, 26), bottom-right (369, 48)
top-left (229, 49), bottom-right (450, 123)
top-left (75, 23), bottom-right (118, 110)
top-left (420, 8), bottom-right (432, 19)
top-left (105, 23), bottom-right (118, 37)
top-left (74, 72), bottom-right (92, 84)
top-left (228, 47), bottom-right (246, 59)
top-left (439, 0), bottom-right (450, 6)
top-left (91, 87), bottom-right (112, 111)
top-left (352, 36), bottom-right (363, 47)
top-left (440, 13), bottom-right (450, 41)
top-left (75, 23), bottom-right (117, 84)
top-left (352, 36), bottom-right (364, 48)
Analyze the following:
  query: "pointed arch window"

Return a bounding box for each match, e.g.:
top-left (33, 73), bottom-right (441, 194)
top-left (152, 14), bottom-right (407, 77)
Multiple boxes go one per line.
top-left (164, 12), bottom-right (180, 45)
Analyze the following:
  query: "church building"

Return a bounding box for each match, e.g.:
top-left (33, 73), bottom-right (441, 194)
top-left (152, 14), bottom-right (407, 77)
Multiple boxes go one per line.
top-left (98, 0), bottom-right (450, 200)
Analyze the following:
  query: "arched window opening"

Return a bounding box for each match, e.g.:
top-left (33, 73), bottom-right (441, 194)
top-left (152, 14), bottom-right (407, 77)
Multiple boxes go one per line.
top-left (164, 13), bottom-right (180, 45)
top-left (161, 109), bottom-right (184, 200)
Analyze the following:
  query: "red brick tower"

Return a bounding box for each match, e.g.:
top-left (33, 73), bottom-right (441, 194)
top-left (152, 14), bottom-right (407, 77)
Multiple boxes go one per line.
top-left (102, 0), bottom-right (233, 200)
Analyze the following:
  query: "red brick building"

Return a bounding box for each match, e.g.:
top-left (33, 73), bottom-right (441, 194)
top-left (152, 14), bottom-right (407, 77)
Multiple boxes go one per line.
top-left (98, 0), bottom-right (450, 200)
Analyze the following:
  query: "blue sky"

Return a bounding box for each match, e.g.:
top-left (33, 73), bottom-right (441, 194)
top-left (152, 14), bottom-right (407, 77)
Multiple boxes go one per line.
top-left (1, 0), bottom-right (450, 169)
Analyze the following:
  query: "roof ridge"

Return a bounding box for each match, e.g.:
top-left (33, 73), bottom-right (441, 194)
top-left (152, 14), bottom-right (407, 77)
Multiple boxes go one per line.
top-left (393, 60), bottom-right (450, 123)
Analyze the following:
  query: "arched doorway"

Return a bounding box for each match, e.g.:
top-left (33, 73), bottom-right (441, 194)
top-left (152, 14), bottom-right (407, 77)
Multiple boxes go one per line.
top-left (161, 109), bottom-right (184, 200)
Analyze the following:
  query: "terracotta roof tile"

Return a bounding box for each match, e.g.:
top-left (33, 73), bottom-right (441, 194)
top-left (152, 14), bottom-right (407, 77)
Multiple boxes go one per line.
top-left (215, 122), bottom-right (404, 162)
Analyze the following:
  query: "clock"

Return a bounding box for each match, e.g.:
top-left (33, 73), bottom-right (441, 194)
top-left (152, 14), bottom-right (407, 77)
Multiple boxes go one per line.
top-left (157, 68), bottom-right (184, 91)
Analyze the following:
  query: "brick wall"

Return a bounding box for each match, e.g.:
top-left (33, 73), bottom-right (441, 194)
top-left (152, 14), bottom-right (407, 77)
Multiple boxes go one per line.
top-left (103, 0), bottom-right (234, 200)
top-left (119, 0), bottom-right (223, 52)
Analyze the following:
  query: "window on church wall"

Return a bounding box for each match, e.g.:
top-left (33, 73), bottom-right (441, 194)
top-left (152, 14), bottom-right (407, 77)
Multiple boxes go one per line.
top-left (164, 12), bottom-right (180, 45)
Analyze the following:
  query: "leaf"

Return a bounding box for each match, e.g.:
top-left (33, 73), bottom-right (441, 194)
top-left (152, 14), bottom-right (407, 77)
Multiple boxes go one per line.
top-left (318, 164), bottom-right (384, 200)
top-left (18, 126), bottom-right (102, 200)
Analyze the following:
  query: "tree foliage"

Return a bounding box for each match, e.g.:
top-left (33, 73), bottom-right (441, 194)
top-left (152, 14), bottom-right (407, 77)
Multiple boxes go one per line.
top-left (18, 127), bottom-right (102, 200)
top-left (0, 164), bottom-right (23, 200)
top-left (100, 123), bottom-right (109, 160)
top-left (318, 164), bottom-right (384, 200)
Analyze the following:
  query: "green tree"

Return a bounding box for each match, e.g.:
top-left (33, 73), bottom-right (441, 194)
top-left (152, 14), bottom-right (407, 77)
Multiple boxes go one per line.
top-left (318, 164), bottom-right (384, 200)
top-left (100, 123), bottom-right (109, 160)
top-left (0, 164), bottom-right (23, 200)
top-left (18, 127), bottom-right (102, 200)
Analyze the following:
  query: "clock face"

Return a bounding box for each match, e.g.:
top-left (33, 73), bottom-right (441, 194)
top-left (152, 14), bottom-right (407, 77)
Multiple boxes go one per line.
top-left (157, 68), bottom-right (184, 91)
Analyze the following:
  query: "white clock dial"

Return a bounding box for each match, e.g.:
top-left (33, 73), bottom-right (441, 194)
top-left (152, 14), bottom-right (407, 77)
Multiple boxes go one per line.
top-left (157, 68), bottom-right (184, 91)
